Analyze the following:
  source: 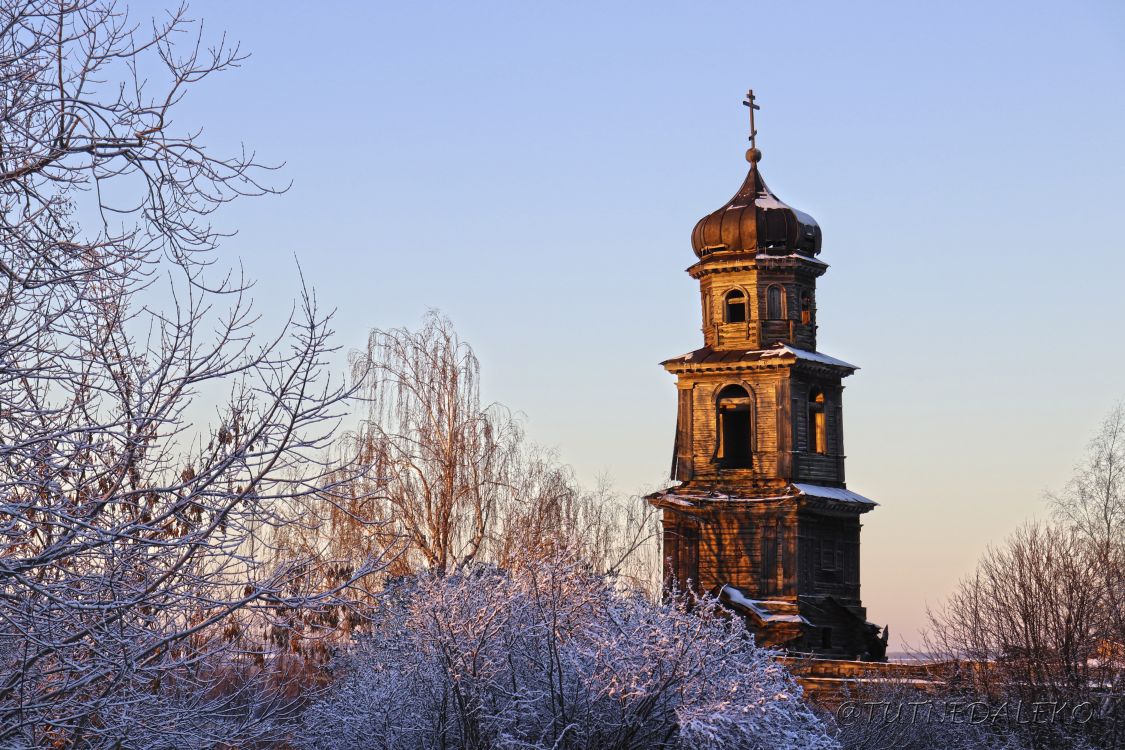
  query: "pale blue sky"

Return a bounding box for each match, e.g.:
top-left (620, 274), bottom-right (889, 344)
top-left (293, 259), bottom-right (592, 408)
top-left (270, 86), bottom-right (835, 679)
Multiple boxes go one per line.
top-left (181, 0), bottom-right (1124, 647)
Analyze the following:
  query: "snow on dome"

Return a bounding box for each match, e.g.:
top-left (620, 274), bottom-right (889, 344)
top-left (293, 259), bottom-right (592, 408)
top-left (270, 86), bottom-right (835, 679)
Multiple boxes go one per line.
top-left (753, 192), bottom-right (788, 211)
top-left (690, 163), bottom-right (821, 259)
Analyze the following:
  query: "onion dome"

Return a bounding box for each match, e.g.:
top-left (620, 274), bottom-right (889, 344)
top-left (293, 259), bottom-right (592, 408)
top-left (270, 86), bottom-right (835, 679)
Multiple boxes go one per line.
top-left (690, 155), bottom-right (822, 260)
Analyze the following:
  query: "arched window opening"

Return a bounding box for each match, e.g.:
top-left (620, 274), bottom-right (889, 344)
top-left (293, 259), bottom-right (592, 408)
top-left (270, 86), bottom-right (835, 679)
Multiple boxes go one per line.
top-left (808, 388), bottom-right (827, 454)
top-left (766, 285), bottom-right (785, 320)
top-left (801, 291), bottom-right (814, 326)
top-left (724, 289), bottom-right (747, 323)
top-left (716, 384), bottom-right (752, 468)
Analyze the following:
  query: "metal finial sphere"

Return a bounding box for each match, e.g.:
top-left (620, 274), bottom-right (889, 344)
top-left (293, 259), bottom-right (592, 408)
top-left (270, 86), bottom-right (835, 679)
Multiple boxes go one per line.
top-left (745, 147), bottom-right (762, 164)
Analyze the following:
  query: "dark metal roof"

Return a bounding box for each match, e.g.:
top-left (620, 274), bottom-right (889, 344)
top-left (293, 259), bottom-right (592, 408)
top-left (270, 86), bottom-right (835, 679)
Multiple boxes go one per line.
top-left (690, 163), bottom-right (821, 259)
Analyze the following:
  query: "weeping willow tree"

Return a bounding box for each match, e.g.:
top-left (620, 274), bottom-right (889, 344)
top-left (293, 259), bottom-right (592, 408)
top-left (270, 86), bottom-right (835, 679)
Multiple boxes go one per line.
top-left (338, 311), bottom-right (659, 586)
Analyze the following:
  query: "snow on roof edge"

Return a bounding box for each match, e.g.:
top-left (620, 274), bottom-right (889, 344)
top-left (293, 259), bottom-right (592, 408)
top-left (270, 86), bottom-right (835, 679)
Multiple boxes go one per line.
top-left (793, 483), bottom-right (878, 506)
top-left (754, 251), bottom-right (827, 267)
top-left (760, 344), bottom-right (858, 370)
top-left (720, 585), bottom-right (810, 624)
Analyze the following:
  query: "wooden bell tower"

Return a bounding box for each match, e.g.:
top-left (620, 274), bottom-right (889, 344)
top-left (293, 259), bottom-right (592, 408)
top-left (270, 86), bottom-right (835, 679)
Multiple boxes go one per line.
top-left (648, 91), bottom-right (887, 660)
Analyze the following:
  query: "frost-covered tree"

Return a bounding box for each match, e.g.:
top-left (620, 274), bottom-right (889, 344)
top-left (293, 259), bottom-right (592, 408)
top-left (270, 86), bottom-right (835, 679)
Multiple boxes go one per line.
top-left (1050, 402), bottom-right (1125, 678)
top-left (0, 1), bottom-right (381, 746)
top-left (923, 404), bottom-right (1125, 749)
top-left (297, 556), bottom-right (837, 750)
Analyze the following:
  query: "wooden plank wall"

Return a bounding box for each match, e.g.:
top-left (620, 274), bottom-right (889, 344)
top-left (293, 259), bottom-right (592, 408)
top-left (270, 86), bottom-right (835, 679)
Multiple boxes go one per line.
top-left (680, 371), bottom-right (846, 487)
top-left (664, 507), bottom-right (800, 599)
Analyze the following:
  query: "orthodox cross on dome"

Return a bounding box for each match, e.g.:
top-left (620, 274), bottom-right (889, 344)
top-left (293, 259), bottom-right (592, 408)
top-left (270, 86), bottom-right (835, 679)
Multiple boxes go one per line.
top-left (742, 89), bottom-right (762, 163)
top-left (742, 89), bottom-right (759, 149)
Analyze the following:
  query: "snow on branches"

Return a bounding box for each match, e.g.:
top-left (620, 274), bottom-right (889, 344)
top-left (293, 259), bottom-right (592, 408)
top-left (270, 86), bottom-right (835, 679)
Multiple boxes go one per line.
top-left (0, 2), bottom-right (383, 746)
top-left (298, 557), bottom-right (838, 750)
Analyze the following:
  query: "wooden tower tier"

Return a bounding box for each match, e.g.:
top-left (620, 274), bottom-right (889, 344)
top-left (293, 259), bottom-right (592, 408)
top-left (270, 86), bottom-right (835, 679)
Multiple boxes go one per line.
top-left (662, 344), bottom-right (855, 486)
top-left (650, 486), bottom-right (879, 657)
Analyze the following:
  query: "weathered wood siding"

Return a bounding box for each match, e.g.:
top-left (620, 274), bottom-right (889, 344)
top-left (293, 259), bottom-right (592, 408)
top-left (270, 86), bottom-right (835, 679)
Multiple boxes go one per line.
top-left (753, 270), bottom-right (819, 351)
top-left (675, 368), bottom-right (847, 487)
top-left (699, 271), bottom-right (763, 351)
top-left (685, 372), bottom-right (787, 482)
top-left (790, 379), bottom-right (845, 486)
top-left (694, 259), bottom-right (820, 353)
top-left (664, 506), bottom-right (800, 599)
top-left (797, 512), bottom-right (862, 603)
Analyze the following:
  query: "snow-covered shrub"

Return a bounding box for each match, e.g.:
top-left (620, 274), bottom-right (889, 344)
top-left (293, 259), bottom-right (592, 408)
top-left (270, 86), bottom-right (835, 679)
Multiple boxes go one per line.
top-left (297, 557), bottom-right (837, 750)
